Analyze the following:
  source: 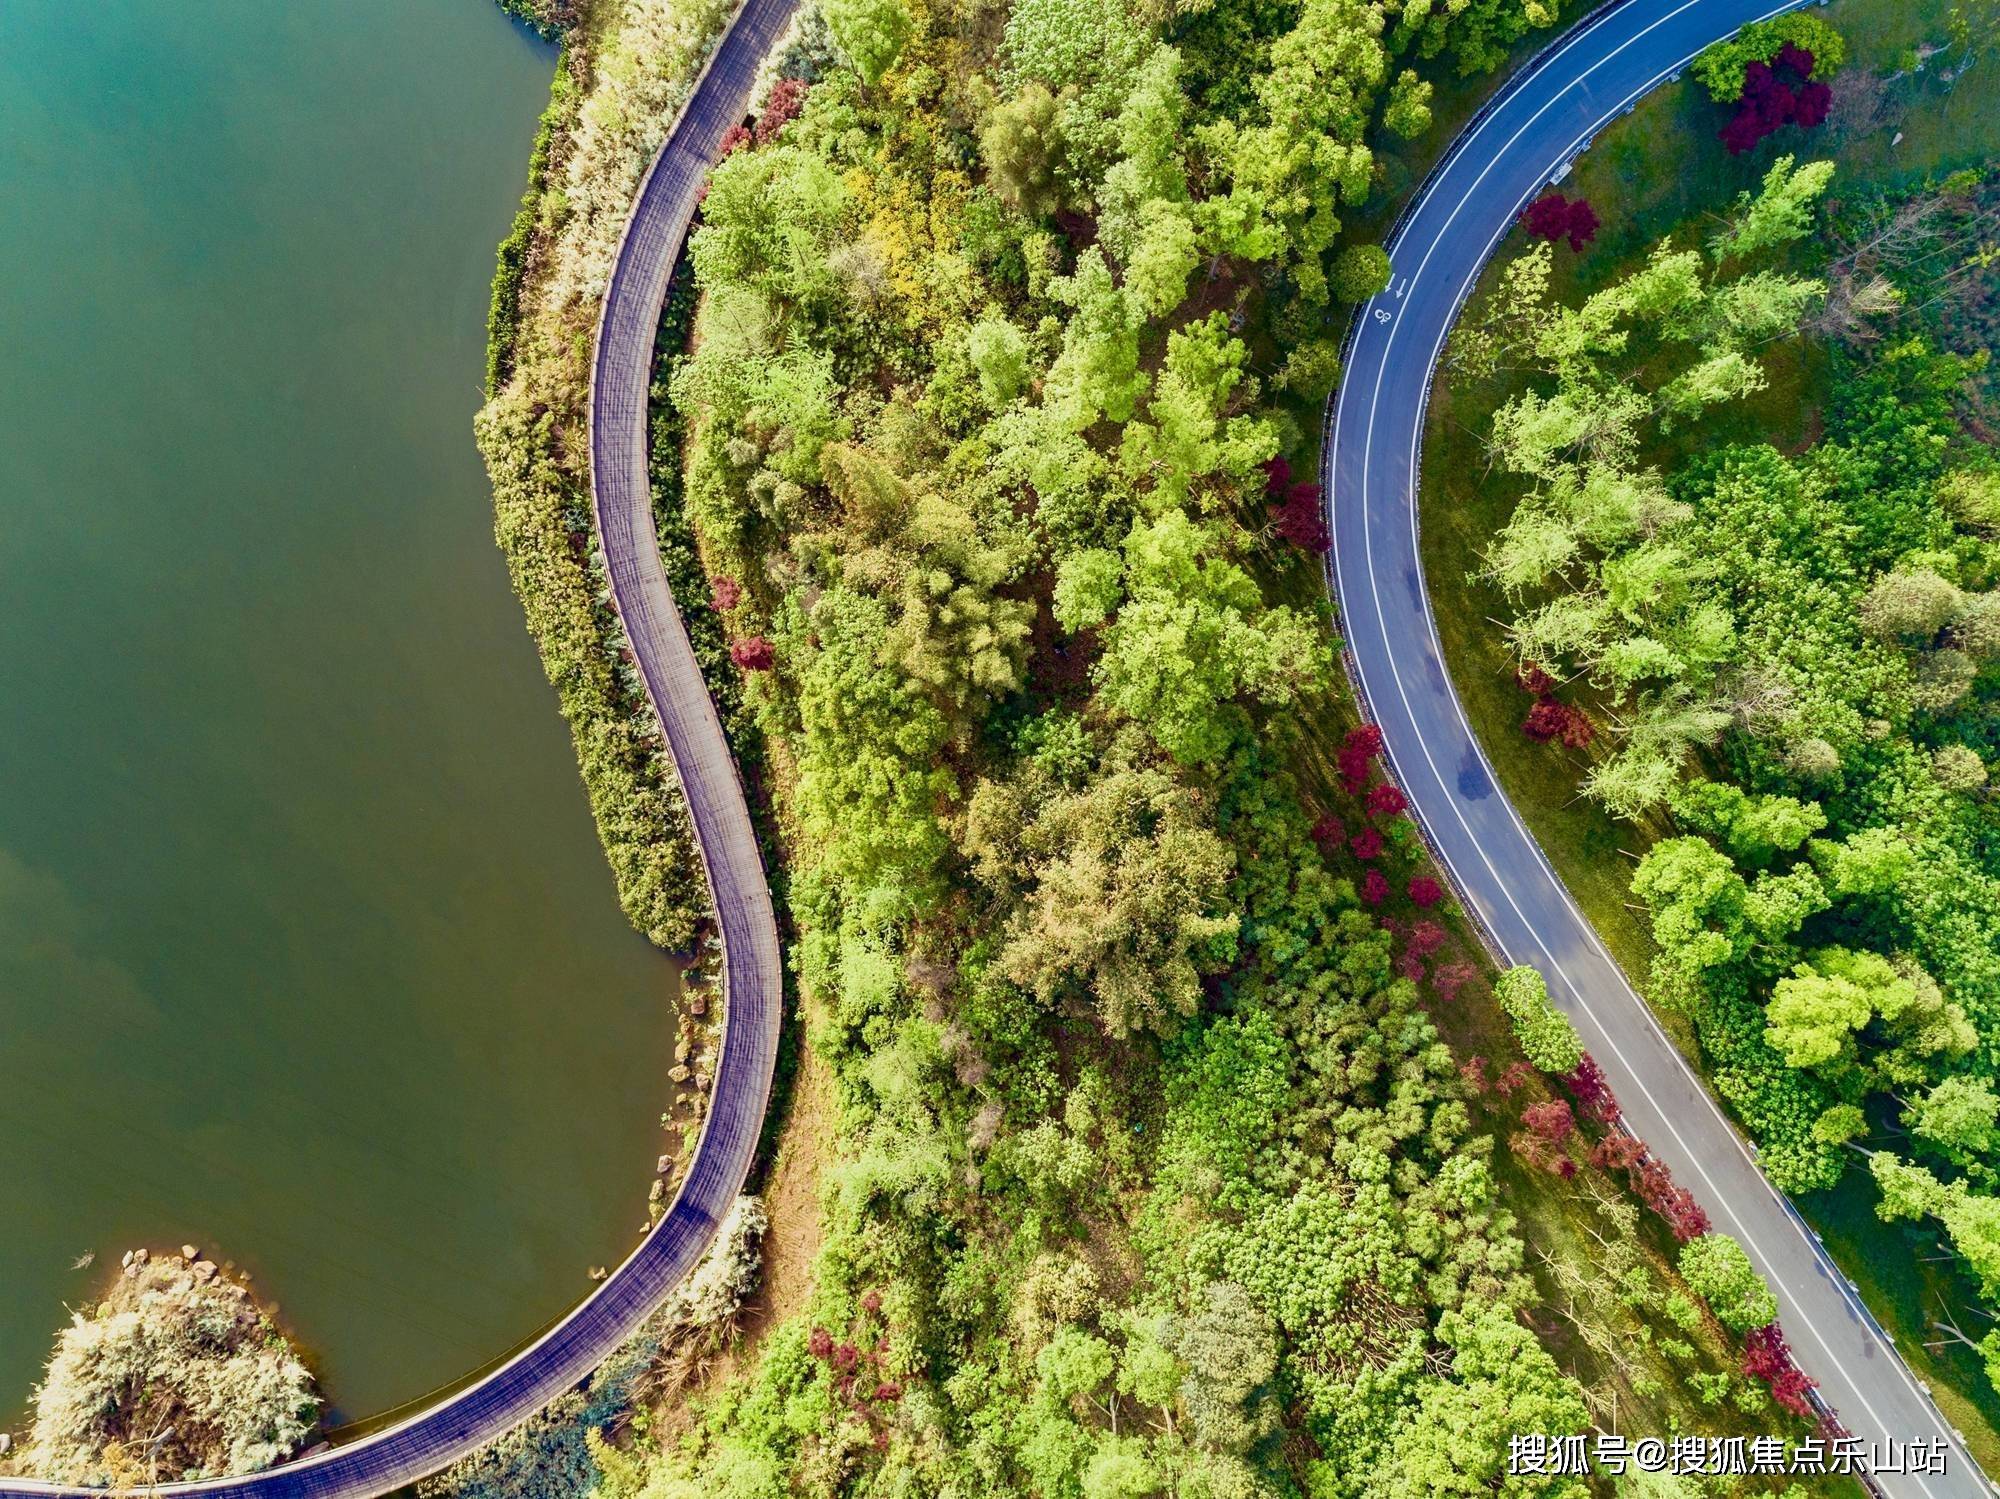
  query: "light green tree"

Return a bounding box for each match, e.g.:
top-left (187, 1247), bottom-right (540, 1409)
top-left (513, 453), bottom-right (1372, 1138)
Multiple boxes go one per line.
top-left (994, 764), bottom-right (1239, 1037)
top-left (1908, 1076), bottom-right (2000, 1175)
top-left (1118, 314), bottom-right (1275, 507)
top-left (1710, 155), bottom-right (1837, 262)
top-left (1494, 964), bottom-right (1583, 1073)
top-left (1678, 1234), bottom-right (1778, 1332)
top-left (1382, 69), bottom-right (1433, 139)
top-left (968, 314), bottom-right (1033, 408)
top-left (1378, 1301), bottom-right (1590, 1496)
top-left (1045, 248), bottom-right (1149, 428)
top-left (824, 0), bottom-right (913, 84)
top-left (1095, 509), bottom-right (1328, 764)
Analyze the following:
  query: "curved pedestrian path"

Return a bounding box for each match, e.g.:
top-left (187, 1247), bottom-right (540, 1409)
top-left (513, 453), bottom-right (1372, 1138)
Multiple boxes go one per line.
top-left (1325, 2), bottom-right (1989, 1494)
top-left (0, 2), bottom-right (794, 1495)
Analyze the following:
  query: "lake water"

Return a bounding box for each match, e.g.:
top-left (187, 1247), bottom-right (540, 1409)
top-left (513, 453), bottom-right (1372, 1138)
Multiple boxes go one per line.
top-left (0, 0), bottom-right (681, 1421)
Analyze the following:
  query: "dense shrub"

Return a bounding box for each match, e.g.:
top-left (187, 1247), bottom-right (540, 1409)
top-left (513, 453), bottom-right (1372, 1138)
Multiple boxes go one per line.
top-left (538, 0), bottom-right (739, 315)
top-left (1679, 1233), bottom-right (1779, 1333)
top-left (1495, 964), bottom-right (1584, 1073)
top-left (419, 1198), bottom-right (766, 1499)
top-left (1519, 192), bottom-right (1600, 251)
top-left (25, 1255), bottom-right (317, 1486)
top-left (1692, 14), bottom-right (1845, 103)
top-left (477, 392), bottom-right (700, 948)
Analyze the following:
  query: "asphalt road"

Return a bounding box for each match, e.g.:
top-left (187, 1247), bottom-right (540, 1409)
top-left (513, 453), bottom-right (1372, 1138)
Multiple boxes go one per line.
top-left (1324, 2), bottom-right (1991, 1494)
top-left (0, 1), bottom-right (794, 1495)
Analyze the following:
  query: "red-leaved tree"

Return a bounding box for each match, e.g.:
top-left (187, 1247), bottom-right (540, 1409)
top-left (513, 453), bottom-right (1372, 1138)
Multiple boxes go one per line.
top-left (731, 636), bottom-right (776, 671)
top-left (1338, 724), bottom-right (1385, 794)
top-left (1408, 919), bottom-right (1448, 958)
top-left (1721, 49), bottom-right (1831, 153)
top-left (1522, 696), bottom-right (1596, 748)
top-left (1564, 1053), bottom-right (1621, 1126)
top-left (1366, 783), bottom-right (1407, 818)
top-left (1742, 1324), bottom-right (1819, 1419)
top-left (1272, 481), bottom-right (1330, 553)
top-left (755, 78), bottom-right (810, 145)
top-left (1522, 1098), bottom-right (1577, 1146)
top-left (1521, 192), bottom-right (1601, 251)
top-left (1433, 960), bottom-right (1480, 1000)
top-left (1591, 1132), bottom-right (1646, 1173)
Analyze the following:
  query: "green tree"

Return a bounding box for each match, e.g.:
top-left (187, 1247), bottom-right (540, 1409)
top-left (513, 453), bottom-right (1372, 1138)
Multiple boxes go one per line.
top-left (1670, 780), bottom-right (1825, 867)
top-left (1874, 1155), bottom-right (2000, 1301)
top-left (1934, 745), bottom-right (1990, 792)
top-left (1166, 1282), bottom-right (1278, 1454)
top-left (982, 84), bottom-right (1068, 218)
top-left (1082, 1436), bottom-right (1159, 1499)
top-left (1631, 837), bottom-right (1752, 1005)
top-left (1709, 156), bottom-right (1837, 262)
top-left (1054, 547), bottom-right (1126, 631)
top-left (1118, 314), bottom-right (1275, 506)
top-left (993, 764), bottom-right (1239, 1037)
top-left (1332, 243), bottom-right (1393, 303)
top-left (1811, 826), bottom-right (1917, 899)
top-left (1858, 567), bottom-right (1964, 640)
top-left (1494, 964), bottom-right (1583, 1073)
top-left (1195, 0), bottom-right (1384, 298)
top-left (1678, 1234), bottom-right (1778, 1333)
top-left (824, 0), bottom-right (913, 85)
top-left (1692, 15), bottom-right (1847, 101)
top-left (689, 146), bottom-right (848, 309)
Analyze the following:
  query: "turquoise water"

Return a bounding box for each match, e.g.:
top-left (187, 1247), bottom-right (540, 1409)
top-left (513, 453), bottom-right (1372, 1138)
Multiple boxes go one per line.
top-left (0, 0), bottom-right (679, 1420)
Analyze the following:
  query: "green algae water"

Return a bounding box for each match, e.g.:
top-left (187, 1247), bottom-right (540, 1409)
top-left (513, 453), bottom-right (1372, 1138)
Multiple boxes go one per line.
top-left (0, 0), bottom-right (680, 1420)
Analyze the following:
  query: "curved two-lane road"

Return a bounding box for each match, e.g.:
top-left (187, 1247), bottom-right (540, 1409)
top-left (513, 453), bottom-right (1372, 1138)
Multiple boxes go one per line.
top-left (1326, 2), bottom-right (1990, 1494)
top-left (0, 1), bottom-right (794, 1495)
